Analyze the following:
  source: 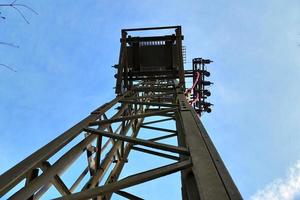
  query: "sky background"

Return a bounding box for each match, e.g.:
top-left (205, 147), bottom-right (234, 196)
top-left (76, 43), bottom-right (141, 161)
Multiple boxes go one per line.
top-left (1, 0), bottom-right (300, 199)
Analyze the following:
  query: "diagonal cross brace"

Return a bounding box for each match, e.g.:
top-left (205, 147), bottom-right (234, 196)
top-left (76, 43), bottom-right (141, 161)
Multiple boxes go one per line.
top-left (53, 159), bottom-right (192, 200)
top-left (84, 127), bottom-right (189, 155)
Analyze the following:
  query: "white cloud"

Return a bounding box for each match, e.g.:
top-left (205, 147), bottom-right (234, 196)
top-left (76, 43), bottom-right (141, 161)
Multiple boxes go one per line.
top-left (250, 160), bottom-right (300, 200)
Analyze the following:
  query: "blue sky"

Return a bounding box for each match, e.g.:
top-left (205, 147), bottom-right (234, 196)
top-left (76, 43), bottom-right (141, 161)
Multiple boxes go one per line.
top-left (1, 0), bottom-right (300, 199)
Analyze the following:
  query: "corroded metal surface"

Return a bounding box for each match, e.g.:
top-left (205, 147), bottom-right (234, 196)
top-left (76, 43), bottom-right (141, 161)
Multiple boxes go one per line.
top-left (0, 26), bottom-right (242, 200)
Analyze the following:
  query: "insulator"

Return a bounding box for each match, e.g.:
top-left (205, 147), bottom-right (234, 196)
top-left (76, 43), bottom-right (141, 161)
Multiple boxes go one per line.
top-left (192, 58), bottom-right (203, 64)
top-left (202, 101), bottom-right (213, 113)
top-left (202, 102), bottom-right (213, 107)
top-left (202, 59), bottom-right (213, 64)
top-left (202, 90), bottom-right (211, 96)
top-left (193, 58), bottom-right (202, 62)
top-left (205, 107), bottom-right (212, 113)
top-left (114, 74), bottom-right (118, 78)
top-left (200, 70), bottom-right (210, 77)
top-left (112, 64), bottom-right (118, 68)
top-left (202, 81), bottom-right (213, 86)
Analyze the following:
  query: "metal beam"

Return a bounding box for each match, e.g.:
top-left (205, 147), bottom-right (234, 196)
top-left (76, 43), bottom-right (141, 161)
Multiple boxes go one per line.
top-left (122, 25), bottom-right (180, 32)
top-left (123, 92), bottom-right (174, 101)
top-left (176, 94), bottom-right (242, 200)
top-left (132, 146), bottom-right (180, 161)
top-left (119, 99), bottom-right (177, 108)
top-left (116, 190), bottom-right (144, 200)
top-left (115, 31), bottom-right (127, 94)
top-left (82, 119), bottom-right (136, 190)
top-left (0, 95), bottom-right (125, 197)
top-left (52, 159), bottom-right (192, 200)
top-left (40, 161), bottom-right (71, 196)
top-left (7, 102), bottom-right (128, 200)
top-left (101, 117), bottom-right (145, 200)
top-left (69, 167), bottom-right (89, 193)
top-left (25, 169), bottom-right (38, 200)
top-left (142, 117), bottom-right (174, 125)
top-left (0, 26), bottom-right (242, 200)
top-left (125, 35), bottom-right (179, 43)
top-left (132, 87), bottom-right (175, 92)
top-left (141, 125), bottom-right (177, 134)
top-left (148, 133), bottom-right (178, 142)
top-left (84, 128), bottom-right (189, 155)
top-left (89, 108), bottom-right (176, 126)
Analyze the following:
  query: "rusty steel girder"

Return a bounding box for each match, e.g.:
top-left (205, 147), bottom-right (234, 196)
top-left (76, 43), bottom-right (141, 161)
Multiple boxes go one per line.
top-left (0, 26), bottom-right (242, 200)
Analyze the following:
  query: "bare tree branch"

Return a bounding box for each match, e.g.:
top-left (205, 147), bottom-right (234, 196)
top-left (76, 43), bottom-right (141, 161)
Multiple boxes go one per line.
top-left (0, 1), bottom-right (38, 73)
top-left (0, 11), bottom-right (6, 19)
top-left (0, 63), bottom-right (17, 72)
top-left (0, 41), bottom-right (19, 48)
top-left (0, 41), bottom-right (19, 72)
top-left (13, 3), bottom-right (38, 15)
top-left (0, 0), bottom-right (38, 24)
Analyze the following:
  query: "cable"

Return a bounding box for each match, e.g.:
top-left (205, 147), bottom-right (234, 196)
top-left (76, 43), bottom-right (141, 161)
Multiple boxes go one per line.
top-left (184, 71), bottom-right (200, 95)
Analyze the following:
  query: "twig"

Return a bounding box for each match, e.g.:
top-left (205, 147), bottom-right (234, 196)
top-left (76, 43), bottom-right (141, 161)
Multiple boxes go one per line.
top-left (0, 0), bottom-right (38, 24)
top-left (0, 1), bottom-right (37, 73)
top-left (0, 11), bottom-right (6, 19)
top-left (0, 41), bottom-right (19, 48)
top-left (0, 63), bottom-right (17, 72)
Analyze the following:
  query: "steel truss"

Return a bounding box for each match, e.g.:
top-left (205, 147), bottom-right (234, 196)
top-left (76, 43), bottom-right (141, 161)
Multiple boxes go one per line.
top-left (0, 26), bottom-right (242, 200)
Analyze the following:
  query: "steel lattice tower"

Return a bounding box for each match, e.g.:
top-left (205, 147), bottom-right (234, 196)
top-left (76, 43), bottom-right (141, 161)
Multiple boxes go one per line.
top-left (0, 26), bottom-right (242, 200)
